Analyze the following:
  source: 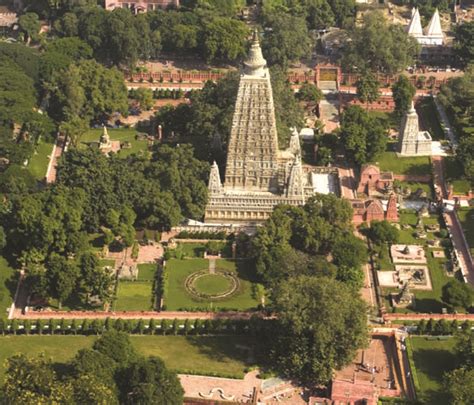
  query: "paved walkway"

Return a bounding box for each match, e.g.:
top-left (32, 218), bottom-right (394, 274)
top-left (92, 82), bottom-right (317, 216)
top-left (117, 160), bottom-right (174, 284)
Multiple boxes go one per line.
top-left (338, 167), bottom-right (356, 199)
top-left (45, 136), bottom-right (66, 184)
top-left (208, 258), bottom-right (216, 274)
top-left (432, 156), bottom-right (474, 284)
top-left (11, 309), bottom-right (262, 320)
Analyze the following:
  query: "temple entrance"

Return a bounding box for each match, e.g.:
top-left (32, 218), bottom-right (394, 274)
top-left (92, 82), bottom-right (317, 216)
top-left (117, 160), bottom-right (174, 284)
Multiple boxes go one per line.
top-left (315, 64), bottom-right (341, 91)
top-left (319, 68), bottom-right (338, 81)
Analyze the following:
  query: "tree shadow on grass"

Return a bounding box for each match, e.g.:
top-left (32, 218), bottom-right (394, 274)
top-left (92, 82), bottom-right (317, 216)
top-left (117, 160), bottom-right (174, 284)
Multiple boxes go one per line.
top-left (235, 260), bottom-right (258, 283)
top-left (412, 347), bottom-right (457, 405)
top-left (414, 297), bottom-right (444, 314)
top-left (184, 335), bottom-right (258, 373)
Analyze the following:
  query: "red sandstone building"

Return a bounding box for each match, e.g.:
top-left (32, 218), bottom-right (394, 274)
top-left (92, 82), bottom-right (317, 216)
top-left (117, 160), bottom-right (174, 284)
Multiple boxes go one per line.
top-left (357, 164), bottom-right (394, 196)
top-left (105, 0), bottom-right (179, 13)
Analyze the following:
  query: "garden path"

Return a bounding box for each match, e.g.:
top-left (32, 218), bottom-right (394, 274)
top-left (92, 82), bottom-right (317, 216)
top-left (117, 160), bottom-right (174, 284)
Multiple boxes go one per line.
top-left (208, 259), bottom-right (216, 275)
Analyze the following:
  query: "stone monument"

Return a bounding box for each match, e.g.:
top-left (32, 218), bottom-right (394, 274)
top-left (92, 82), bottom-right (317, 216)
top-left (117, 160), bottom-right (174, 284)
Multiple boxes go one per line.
top-left (398, 101), bottom-right (432, 156)
top-left (204, 31), bottom-right (320, 225)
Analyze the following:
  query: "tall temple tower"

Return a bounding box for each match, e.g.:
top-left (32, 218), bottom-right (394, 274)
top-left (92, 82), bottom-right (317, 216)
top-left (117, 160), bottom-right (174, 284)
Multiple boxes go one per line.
top-left (204, 31), bottom-right (310, 225)
top-left (224, 30), bottom-right (280, 192)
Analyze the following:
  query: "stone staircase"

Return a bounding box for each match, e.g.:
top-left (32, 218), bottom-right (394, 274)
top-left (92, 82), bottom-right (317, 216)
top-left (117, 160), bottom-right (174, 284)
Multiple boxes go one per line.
top-left (319, 92), bottom-right (340, 133)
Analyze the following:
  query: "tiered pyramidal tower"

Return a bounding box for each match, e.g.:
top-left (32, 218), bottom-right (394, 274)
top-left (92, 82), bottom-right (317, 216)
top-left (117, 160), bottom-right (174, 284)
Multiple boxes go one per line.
top-left (204, 31), bottom-right (309, 225)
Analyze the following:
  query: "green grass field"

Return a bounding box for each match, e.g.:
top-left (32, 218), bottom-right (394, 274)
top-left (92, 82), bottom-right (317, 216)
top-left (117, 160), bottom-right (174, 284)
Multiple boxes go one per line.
top-left (445, 157), bottom-right (471, 194)
top-left (0, 335), bottom-right (254, 381)
top-left (80, 128), bottom-right (149, 157)
top-left (0, 257), bottom-right (16, 320)
top-left (165, 259), bottom-right (259, 311)
top-left (376, 151), bottom-right (432, 176)
top-left (27, 141), bottom-right (54, 180)
top-left (409, 336), bottom-right (457, 405)
top-left (115, 281), bottom-right (154, 311)
top-left (458, 208), bottom-right (474, 255)
top-left (194, 274), bottom-right (232, 295)
top-left (137, 263), bottom-right (157, 281)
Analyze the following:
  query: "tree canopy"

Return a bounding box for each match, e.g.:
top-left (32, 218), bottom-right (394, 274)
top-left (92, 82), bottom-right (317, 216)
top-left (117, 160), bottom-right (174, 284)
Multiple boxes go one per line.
top-left (339, 106), bottom-right (388, 166)
top-left (341, 11), bottom-right (419, 74)
top-left (392, 75), bottom-right (416, 118)
top-left (271, 275), bottom-right (368, 384)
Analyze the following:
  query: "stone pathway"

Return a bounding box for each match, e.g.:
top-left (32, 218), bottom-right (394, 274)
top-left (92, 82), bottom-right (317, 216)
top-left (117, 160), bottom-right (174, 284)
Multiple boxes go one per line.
top-left (208, 258), bottom-right (216, 274)
top-left (319, 91), bottom-right (339, 133)
top-left (45, 136), bottom-right (66, 184)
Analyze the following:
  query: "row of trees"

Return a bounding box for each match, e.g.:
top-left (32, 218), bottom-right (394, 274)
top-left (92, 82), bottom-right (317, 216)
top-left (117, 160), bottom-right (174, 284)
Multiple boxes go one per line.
top-left (52, 5), bottom-right (250, 65)
top-left (438, 66), bottom-right (474, 186)
top-left (249, 195), bottom-right (369, 384)
top-left (1, 331), bottom-right (184, 404)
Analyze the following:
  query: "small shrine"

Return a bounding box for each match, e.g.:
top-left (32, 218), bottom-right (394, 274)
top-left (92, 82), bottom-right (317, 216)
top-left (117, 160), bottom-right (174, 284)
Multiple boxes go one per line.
top-left (391, 282), bottom-right (415, 308)
top-left (398, 101), bottom-right (432, 156)
top-left (98, 126), bottom-right (121, 155)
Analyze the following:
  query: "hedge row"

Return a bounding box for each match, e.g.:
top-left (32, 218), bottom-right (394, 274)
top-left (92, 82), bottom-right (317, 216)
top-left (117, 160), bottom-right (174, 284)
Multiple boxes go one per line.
top-left (175, 230), bottom-right (228, 240)
top-left (0, 317), bottom-right (257, 336)
top-left (409, 319), bottom-right (472, 336)
top-left (405, 337), bottom-right (421, 399)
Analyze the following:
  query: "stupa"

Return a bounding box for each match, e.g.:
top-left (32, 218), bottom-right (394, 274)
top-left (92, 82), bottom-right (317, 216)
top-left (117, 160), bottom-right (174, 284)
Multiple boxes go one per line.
top-left (398, 101), bottom-right (432, 156)
top-left (204, 31), bottom-right (316, 225)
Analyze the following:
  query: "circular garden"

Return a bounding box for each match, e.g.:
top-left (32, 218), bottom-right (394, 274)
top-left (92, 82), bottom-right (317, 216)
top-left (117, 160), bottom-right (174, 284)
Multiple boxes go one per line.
top-left (184, 269), bottom-right (240, 301)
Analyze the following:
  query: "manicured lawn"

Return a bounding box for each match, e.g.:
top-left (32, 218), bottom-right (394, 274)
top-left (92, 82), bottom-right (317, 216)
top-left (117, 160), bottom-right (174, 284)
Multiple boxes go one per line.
top-left (458, 208), bottom-right (474, 255)
top-left (413, 253), bottom-right (451, 313)
top-left (27, 140), bottom-right (54, 180)
top-left (445, 157), bottom-right (471, 194)
top-left (0, 257), bottom-right (16, 320)
top-left (80, 128), bottom-right (149, 157)
top-left (408, 336), bottom-right (457, 405)
top-left (115, 281), bottom-right (154, 311)
top-left (137, 263), bottom-right (157, 281)
top-left (374, 244), bottom-right (394, 271)
top-left (194, 274), bottom-right (232, 295)
top-left (178, 242), bottom-right (207, 258)
top-left (165, 259), bottom-right (259, 311)
top-left (376, 151), bottom-right (432, 176)
top-left (0, 335), bottom-right (254, 381)
top-left (417, 97), bottom-right (444, 141)
top-left (398, 212), bottom-right (440, 245)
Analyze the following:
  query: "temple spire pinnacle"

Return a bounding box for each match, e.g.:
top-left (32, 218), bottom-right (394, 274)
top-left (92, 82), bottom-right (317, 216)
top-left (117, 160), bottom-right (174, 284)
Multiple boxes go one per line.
top-left (244, 29), bottom-right (267, 77)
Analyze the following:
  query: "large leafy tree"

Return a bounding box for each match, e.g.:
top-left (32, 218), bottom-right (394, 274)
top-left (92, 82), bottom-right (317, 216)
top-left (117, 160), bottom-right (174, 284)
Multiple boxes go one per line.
top-left (18, 12), bottom-right (41, 44)
top-left (202, 17), bottom-right (249, 63)
top-left (49, 59), bottom-right (128, 122)
top-left (454, 21), bottom-right (474, 66)
top-left (121, 357), bottom-right (184, 404)
top-left (356, 71), bottom-right (380, 110)
top-left (271, 276), bottom-right (368, 384)
top-left (341, 11), bottom-right (419, 74)
top-left (262, 12), bottom-right (312, 67)
top-left (0, 354), bottom-right (73, 403)
top-left (442, 279), bottom-right (473, 310)
top-left (339, 105), bottom-right (387, 166)
top-left (392, 75), bottom-right (416, 118)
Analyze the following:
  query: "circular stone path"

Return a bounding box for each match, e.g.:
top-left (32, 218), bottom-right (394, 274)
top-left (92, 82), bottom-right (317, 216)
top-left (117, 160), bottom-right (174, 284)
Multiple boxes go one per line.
top-left (185, 269), bottom-right (240, 301)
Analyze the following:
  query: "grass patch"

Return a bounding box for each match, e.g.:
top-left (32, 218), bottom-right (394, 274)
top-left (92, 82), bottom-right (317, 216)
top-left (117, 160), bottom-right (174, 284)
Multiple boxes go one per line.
top-left (79, 128), bottom-right (149, 158)
top-left (0, 335), bottom-right (254, 382)
top-left (178, 243), bottom-right (207, 258)
top-left (194, 274), bottom-right (233, 295)
top-left (413, 253), bottom-right (452, 313)
top-left (369, 111), bottom-right (399, 130)
top-left (417, 97), bottom-right (444, 141)
top-left (27, 141), bottom-right (54, 180)
top-left (396, 181), bottom-right (433, 199)
top-left (408, 336), bottom-right (457, 405)
top-left (373, 244), bottom-right (395, 271)
top-left (165, 259), bottom-right (259, 311)
top-left (137, 263), bottom-right (157, 281)
top-left (0, 257), bottom-right (16, 320)
top-left (376, 150), bottom-right (431, 176)
top-left (445, 157), bottom-right (471, 194)
top-left (115, 281), bottom-right (154, 311)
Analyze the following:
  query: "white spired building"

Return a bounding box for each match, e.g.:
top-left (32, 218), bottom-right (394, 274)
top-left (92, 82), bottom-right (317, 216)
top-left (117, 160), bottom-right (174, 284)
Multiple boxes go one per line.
top-left (407, 8), bottom-right (444, 46)
top-left (204, 32), bottom-right (332, 225)
top-left (398, 101), bottom-right (432, 156)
